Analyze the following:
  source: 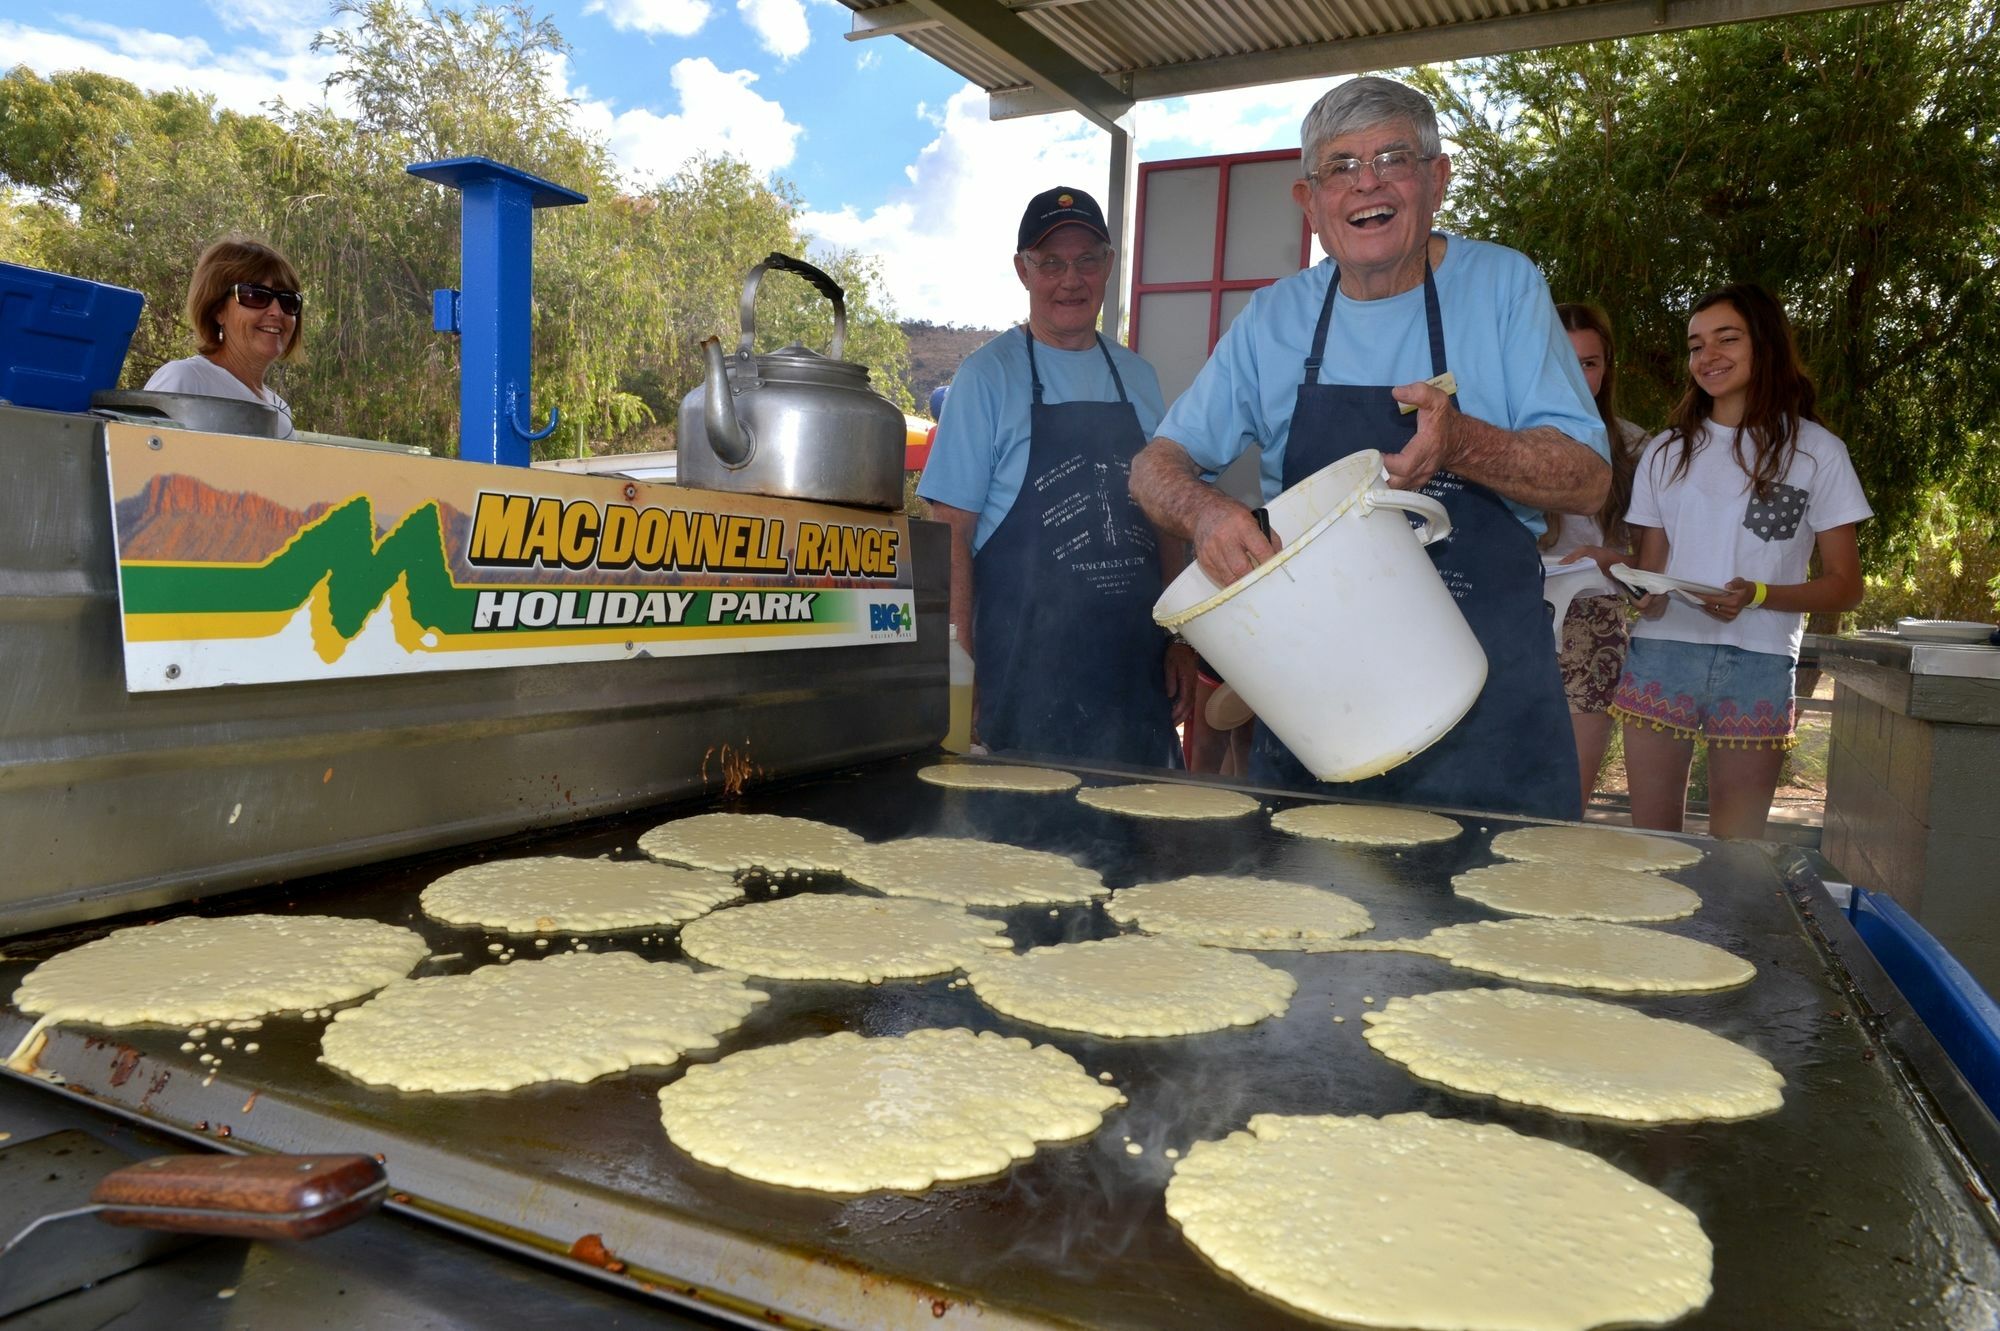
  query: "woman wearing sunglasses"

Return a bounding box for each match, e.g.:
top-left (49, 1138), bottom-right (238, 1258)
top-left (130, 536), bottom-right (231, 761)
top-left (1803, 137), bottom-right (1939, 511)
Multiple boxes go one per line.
top-left (144, 235), bottom-right (303, 438)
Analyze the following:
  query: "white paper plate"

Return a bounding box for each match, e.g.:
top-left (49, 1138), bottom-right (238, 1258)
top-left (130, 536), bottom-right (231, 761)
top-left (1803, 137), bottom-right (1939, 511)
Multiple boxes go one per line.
top-left (1203, 682), bottom-right (1255, 730)
top-left (1609, 564), bottom-right (1728, 601)
top-left (1895, 618), bottom-right (1998, 645)
top-left (1541, 559), bottom-right (1604, 579)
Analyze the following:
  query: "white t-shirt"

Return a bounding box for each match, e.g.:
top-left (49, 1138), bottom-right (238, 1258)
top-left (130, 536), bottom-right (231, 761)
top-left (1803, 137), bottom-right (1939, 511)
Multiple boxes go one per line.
top-left (1627, 418), bottom-right (1871, 660)
top-left (143, 356), bottom-right (295, 439)
top-left (916, 329), bottom-right (1165, 554)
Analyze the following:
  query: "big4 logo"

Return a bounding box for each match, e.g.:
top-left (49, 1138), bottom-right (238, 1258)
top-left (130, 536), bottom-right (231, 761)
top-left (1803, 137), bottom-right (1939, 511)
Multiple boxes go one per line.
top-left (868, 601), bottom-right (913, 634)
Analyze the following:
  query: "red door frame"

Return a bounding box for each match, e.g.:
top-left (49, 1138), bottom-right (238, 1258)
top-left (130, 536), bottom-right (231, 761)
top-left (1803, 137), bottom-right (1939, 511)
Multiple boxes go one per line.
top-left (1128, 148), bottom-right (1313, 353)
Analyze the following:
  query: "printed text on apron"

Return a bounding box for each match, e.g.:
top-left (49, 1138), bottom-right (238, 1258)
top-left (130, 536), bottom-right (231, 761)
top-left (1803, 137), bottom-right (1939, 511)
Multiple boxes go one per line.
top-left (972, 329), bottom-right (1176, 766)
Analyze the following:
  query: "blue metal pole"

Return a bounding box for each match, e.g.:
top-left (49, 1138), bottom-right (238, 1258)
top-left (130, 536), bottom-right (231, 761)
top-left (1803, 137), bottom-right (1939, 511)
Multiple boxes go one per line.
top-left (407, 158), bottom-right (586, 467)
top-left (461, 176), bottom-right (522, 464)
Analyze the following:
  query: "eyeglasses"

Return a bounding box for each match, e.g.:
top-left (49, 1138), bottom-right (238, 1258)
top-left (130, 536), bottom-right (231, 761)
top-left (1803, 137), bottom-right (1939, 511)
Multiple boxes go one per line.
top-left (232, 282), bottom-right (303, 317)
top-left (1022, 251), bottom-right (1109, 279)
top-left (1303, 150), bottom-right (1436, 191)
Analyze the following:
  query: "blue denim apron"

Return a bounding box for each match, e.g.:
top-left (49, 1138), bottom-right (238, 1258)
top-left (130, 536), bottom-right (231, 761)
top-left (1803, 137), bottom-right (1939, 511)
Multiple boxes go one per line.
top-left (1248, 259), bottom-right (1580, 819)
top-left (971, 329), bottom-right (1175, 766)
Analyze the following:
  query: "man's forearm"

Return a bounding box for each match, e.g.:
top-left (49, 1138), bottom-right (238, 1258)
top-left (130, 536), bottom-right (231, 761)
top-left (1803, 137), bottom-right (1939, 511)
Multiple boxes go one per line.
top-left (1131, 438), bottom-right (1230, 540)
top-left (1449, 419), bottom-right (1609, 514)
top-left (929, 503), bottom-right (980, 656)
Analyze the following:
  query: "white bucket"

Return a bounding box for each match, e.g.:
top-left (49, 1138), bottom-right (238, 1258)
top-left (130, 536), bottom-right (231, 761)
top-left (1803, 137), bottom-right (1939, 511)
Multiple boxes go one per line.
top-left (1153, 449), bottom-right (1487, 782)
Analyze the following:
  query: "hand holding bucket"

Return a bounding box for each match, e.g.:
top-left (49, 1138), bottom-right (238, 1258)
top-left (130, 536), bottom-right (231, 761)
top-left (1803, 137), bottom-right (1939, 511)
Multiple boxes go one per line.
top-left (1153, 450), bottom-right (1486, 782)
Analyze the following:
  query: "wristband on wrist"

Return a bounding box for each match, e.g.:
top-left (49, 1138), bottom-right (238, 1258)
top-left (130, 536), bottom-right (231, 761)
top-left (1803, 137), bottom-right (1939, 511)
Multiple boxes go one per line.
top-left (1750, 581), bottom-right (1769, 607)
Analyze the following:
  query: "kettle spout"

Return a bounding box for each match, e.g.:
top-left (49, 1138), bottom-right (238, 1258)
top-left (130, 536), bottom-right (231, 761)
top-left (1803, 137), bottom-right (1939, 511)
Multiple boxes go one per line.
top-left (700, 337), bottom-right (753, 467)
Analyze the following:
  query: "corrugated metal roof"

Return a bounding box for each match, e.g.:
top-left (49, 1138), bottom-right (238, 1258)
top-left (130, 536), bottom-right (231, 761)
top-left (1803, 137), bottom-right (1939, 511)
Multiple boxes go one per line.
top-left (837, 0), bottom-right (1879, 122)
top-left (839, 0), bottom-right (1882, 332)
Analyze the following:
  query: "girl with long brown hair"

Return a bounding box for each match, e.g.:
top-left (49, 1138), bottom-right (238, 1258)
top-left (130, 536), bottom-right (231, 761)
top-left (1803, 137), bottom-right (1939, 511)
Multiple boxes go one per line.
top-left (1541, 302), bottom-right (1645, 811)
top-left (1608, 283), bottom-right (1870, 839)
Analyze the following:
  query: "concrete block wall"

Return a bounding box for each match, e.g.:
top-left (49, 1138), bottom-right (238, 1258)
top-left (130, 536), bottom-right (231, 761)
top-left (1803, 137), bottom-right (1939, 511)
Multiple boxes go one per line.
top-left (1823, 681), bottom-right (2000, 994)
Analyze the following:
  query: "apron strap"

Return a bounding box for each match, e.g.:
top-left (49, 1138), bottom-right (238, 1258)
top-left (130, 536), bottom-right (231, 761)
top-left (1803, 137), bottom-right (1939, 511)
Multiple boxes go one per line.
top-left (1094, 335), bottom-right (1131, 403)
top-left (1306, 246), bottom-right (1449, 383)
top-left (1304, 274), bottom-right (1337, 386)
top-left (1421, 246), bottom-right (1446, 375)
top-left (1024, 327), bottom-right (1132, 405)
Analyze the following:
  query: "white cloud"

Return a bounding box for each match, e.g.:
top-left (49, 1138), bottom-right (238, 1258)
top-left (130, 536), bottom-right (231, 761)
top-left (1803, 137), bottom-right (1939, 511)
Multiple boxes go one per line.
top-left (0, 17), bottom-right (339, 118)
top-left (1130, 78), bottom-right (1329, 159)
top-left (570, 57), bottom-right (802, 187)
top-left (798, 84), bottom-right (1105, 326)
top-left (738, 0), bottom-right (809, 60)
top-left (798, 78), bottom-right (1339, 326)
top-left (855, 47), bottom-right (878, 72)
top-left (59, 18), bottom-right (219, 64)
top-left (208, 0), bottom-right (330, 41)
top-left (584, 0), bottom-right (713, 38)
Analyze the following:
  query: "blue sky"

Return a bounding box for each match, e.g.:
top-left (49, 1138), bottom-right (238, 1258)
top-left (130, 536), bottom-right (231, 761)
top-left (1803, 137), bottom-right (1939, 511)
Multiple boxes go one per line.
top-left (1, 0), bottom-right (1331, 323)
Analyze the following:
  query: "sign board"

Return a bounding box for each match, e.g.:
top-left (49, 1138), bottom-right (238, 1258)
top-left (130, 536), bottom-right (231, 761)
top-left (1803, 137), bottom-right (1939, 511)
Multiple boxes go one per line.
top-left (105, 424), bottom-right (915, 693)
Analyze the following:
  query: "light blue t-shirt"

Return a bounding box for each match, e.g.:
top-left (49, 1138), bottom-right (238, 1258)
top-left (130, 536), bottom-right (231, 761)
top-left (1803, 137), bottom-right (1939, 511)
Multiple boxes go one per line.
top-left (917, 328), bottom-right (1167, 553)
top-left (1155, 235), bottom-right (1606, 532)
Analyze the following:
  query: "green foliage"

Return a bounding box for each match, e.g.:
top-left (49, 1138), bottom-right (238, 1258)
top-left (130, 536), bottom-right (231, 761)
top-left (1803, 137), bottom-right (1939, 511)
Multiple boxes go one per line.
top-left (1855, 483), bottom-right (2000, 626)
top-left (0, 191), bottom-right (29, 265)
top-left (315, 0), bottom-right (575, 166)
top-left (0, 0), bottom-right (909, 459)
top-left (1413, 0), bottom-right (2000, 570)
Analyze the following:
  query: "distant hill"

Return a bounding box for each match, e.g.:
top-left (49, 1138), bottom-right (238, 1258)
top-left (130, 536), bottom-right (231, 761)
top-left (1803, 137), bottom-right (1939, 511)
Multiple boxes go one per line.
top-left (901, 320), bottom-right (1007, 411)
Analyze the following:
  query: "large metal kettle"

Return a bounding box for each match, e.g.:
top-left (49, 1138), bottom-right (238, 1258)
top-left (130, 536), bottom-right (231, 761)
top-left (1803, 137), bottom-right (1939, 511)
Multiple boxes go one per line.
top-left (678, 253), bottom-right (906, 510)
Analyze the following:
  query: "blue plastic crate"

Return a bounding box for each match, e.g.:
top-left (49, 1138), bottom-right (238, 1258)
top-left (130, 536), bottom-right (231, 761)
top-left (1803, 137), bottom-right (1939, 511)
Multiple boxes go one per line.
top-left (0, 260), bottom-right (145, 413)
top-left (1847, 886), bottom-right (2000, 1117)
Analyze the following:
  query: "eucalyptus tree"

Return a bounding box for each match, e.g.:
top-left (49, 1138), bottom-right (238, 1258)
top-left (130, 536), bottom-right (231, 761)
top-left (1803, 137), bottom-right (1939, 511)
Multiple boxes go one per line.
top-left (0, 0), bottom-right (911, 458)
top-left (1414, 0), bottom-right (2000, 565)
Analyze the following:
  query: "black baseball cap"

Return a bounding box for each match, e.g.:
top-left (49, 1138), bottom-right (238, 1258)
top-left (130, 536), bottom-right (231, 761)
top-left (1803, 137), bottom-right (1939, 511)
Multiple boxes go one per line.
top-left (1017, 186), bottom-right (1110, 251)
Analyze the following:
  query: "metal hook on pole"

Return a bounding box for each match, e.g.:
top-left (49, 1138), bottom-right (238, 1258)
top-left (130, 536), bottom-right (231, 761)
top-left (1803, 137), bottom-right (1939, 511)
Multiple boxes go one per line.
top-left (507, 387), bottom-right (560, 444)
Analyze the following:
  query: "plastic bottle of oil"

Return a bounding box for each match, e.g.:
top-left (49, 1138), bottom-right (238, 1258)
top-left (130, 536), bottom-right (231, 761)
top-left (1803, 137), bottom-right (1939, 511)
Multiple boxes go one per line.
top-left (944, 624), bottom-right (975, 753)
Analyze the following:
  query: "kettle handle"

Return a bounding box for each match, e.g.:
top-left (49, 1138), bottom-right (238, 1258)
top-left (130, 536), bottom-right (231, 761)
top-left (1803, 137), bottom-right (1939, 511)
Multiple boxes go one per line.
top-left (738, 252), bottom-right (847, 362)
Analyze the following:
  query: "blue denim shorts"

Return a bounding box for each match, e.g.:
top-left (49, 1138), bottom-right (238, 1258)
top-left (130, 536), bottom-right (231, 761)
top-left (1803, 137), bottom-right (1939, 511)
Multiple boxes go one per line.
top-left (1609, 636), bottom-right (1798, 749)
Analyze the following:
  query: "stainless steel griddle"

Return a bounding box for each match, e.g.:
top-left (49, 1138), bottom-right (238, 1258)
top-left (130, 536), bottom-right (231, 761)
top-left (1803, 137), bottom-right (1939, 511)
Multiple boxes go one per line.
top-left (5, 755), bottom-right (1999, 1330)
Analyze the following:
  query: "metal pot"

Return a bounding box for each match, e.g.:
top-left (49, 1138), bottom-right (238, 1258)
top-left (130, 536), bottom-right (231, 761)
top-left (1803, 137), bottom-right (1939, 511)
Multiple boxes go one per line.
top-left (677, 253), bottom-right (905, 510)
top-left (90, 389), bottom-right (284, 439)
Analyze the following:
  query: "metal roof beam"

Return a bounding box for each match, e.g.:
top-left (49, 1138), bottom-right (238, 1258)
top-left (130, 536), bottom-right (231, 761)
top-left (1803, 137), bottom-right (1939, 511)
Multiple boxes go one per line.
top-left (899, 0), bottom-right (1133, 133)
top-left (845, 0), bottom-right (1090, 41)
top-left (986, 0), bottom-right (1889, 118)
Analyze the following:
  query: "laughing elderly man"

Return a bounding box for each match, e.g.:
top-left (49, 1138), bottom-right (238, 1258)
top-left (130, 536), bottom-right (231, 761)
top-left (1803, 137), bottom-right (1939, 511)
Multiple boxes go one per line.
top-left (1129, 77), bottom-right (1610, 820)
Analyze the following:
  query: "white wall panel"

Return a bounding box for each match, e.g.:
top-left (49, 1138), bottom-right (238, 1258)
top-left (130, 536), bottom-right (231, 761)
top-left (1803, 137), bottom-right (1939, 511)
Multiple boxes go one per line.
top-left (1138, 167), bottom-right (1220, 285)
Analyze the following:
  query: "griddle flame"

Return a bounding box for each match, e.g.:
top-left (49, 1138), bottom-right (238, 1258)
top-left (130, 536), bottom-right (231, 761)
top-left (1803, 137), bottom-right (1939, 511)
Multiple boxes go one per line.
top-left (701, 740), bottom-right (762, 798)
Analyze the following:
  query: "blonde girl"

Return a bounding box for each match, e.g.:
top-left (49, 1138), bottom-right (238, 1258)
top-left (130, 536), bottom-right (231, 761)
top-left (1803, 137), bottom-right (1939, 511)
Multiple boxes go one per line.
top-left (1543, 302), bottom-right (1646, 811)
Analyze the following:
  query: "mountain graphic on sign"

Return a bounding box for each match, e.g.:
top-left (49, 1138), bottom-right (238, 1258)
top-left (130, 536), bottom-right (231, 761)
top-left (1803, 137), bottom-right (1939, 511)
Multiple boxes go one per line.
top-left (120, 494), bottom-right (465, 661)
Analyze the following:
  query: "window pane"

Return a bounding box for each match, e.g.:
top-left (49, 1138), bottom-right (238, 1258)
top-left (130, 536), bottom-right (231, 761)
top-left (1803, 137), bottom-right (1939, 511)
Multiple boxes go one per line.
top-left (1133, 290), bottom-right (1213, 406)
top-left (1223, 158), bottom-right (1307, 281)
top-left (1140, 166), bottom-right (1220, 285)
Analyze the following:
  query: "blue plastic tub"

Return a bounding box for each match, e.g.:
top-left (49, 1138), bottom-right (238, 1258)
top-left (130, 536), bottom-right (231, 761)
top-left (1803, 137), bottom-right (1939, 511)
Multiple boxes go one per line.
top-left (1847, 886), bottom-right (2000, 1116)
top-left (0, 260), bottom-right (145, 413)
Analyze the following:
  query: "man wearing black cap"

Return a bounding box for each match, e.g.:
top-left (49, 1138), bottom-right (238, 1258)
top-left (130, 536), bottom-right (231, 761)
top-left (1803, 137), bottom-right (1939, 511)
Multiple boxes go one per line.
top-left (917, 186), bottom-right (1195, 765)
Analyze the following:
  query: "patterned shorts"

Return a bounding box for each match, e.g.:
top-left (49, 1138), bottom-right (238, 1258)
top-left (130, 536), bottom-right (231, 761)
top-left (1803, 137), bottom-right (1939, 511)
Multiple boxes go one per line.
top-left (1609, 636), bottom-right (1798, 749)
top-left (1557, 594), bottom-right (1631, 714)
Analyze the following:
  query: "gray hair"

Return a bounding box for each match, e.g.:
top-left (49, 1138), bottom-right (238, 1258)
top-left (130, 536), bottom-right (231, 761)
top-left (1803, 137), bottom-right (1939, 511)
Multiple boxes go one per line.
top-left (1300, 76), bottom-right (1443, 168)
